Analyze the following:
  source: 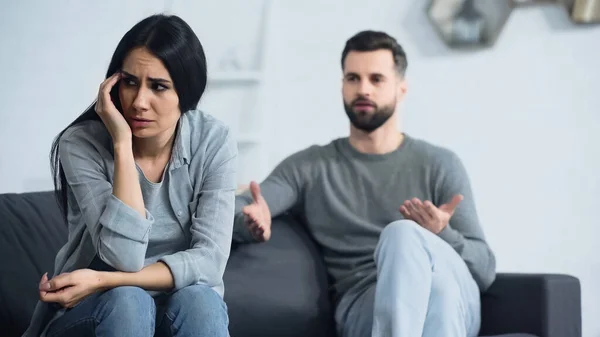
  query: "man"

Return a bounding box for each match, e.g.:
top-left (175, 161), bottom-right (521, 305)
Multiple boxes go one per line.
top-left (232, 30), bottom-right (496, 337)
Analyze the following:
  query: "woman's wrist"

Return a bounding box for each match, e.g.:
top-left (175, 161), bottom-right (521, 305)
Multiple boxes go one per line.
top-left (113, 140), bottom-right (133, 155)
top-left (97, 270), bottom-right (122, 290)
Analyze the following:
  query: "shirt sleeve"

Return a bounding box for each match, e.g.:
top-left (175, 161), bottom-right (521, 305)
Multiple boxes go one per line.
top-left (159, 128), bottom-right (238, 290)
top-left (59, 126), bottom-right (154, 272)
top-left (433, 150), bottom-right (497, 292)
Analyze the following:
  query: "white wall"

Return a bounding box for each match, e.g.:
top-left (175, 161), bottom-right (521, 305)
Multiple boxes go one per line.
top-left (1, 1), bottom-right (599, 336)
top-left (0, 0), bottom-right (165, 191)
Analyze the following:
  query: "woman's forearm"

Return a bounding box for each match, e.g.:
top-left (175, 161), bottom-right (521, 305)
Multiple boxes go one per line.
top-left (112, 142), bottom-right (145, 217)
top-left (100, 262), bottom-right (174, 291)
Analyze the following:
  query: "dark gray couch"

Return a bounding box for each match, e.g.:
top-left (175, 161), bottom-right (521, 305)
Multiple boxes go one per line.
top-left (0, 191), bottom-right (582, 337)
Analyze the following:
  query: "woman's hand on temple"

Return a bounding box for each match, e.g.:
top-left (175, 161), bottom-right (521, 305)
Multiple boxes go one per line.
top-left (95, 72), bottom-right (132, 146)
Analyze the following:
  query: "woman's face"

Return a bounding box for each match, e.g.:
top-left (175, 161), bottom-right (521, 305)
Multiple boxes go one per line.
top-left (118, 47), bottom-right (181, 140)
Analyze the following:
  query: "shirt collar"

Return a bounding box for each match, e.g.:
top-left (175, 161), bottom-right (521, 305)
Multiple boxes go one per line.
top-left (170, 116), bottom-right (191, 169)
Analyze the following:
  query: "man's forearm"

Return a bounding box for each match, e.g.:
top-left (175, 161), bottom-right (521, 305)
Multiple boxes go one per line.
top-left (100, 262), bottom-right (174, 291)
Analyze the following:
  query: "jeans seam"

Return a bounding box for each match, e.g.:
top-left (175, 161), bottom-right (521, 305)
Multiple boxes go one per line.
top-left (164, 308), bottom-right (177, 337)
top-left (47, 316), bottom-right (98, 337)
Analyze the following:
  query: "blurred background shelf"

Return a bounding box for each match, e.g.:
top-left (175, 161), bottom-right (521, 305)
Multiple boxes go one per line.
top-left (208, 71), bottom-right (263, 84)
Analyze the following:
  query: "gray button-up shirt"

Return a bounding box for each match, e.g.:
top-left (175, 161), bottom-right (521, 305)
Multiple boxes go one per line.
top-left (23, 109), bottom-right (238, 336)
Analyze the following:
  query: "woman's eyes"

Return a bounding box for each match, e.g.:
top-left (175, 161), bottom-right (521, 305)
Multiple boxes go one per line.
top-left (122, 79), bottom-right (168, 92)
top-left (151, 83), bottom-right (168, 91)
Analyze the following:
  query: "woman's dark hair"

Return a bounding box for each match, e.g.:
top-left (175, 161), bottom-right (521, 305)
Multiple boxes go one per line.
top-left (50, 14), bottom-right (207, 218)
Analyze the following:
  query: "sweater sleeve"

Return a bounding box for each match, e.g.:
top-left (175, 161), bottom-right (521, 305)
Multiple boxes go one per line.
top-left (434, 151), bottom-right (497, 292)
top-left (232, 148), bottom-right (313, 243)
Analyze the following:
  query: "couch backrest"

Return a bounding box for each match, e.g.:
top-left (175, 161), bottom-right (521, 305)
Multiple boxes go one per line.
top-left (0, 191), bottom-right (68, 337)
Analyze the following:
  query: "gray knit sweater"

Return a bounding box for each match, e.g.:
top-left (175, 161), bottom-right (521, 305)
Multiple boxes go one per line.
top-left (233, 134), bottom-right (496, 302)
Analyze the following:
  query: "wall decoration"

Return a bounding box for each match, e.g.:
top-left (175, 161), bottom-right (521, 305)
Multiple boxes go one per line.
top-left (510, 0), bottom-right (557, 7)
top-left (563, 0), bottom-right (600, 23)
top-left (427, 0), bottom-right (513, 49)
top-left (428, 0), bottom-right (598, 49)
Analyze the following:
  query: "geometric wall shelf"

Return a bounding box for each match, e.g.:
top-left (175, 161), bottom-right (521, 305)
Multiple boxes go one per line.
top-left (428, 0), bottom-right (599, 49)
top-left (512, 0), bottom-right (600, 23)
top-left (561, 0), bottom-right (600, 24)
top-left (427, 0), bottom-right (514, 49)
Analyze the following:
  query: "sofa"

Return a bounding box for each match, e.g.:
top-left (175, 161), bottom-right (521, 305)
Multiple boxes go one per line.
top-left (0, 191), bottom-right (582, 337)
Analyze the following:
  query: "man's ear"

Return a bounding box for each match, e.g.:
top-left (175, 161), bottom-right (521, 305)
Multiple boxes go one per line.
top-left (397, 77), bottom-right (408, 97)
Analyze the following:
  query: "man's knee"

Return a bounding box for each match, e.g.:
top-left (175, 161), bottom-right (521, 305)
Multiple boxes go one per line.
top-left (381, 219), bottom-right (424, 240)
top-left (376, 220), bottom-right (429, 255)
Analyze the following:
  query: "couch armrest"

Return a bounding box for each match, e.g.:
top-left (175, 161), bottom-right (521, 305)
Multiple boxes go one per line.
top-left (479, 273), bottom-right (581, 337)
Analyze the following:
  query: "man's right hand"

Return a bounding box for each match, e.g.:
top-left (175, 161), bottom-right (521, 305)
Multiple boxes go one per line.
top-left (242, 181), bottom-right (272, 242)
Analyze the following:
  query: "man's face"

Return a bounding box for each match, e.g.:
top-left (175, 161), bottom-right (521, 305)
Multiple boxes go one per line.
top-left (342, 49), bottom-right (406, 133)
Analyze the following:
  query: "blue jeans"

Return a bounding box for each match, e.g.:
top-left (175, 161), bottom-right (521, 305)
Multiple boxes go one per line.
top-left (335, 220), bottom-right (481, 337)
top-left (45, 285), bottom-right (229, 337)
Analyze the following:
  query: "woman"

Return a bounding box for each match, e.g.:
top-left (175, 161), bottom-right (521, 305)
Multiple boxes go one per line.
top-left (23, 14), bottom-right (237, 337)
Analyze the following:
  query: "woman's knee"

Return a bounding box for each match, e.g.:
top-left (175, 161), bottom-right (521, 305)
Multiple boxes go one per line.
top-left (99, 286), bottom-right (155, 320)
top-left (167, 285), bottom-right (228, 329)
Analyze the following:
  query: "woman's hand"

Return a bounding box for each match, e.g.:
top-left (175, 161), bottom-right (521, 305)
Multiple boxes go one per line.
top-left (39, 269), bottom-right (104, 308)
top-left (95, 72), bottom-right (132, 146)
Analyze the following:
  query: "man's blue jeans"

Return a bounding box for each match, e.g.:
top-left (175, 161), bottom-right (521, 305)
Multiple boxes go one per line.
top-left (45, 284), bottom-right (229, 337)
top-left (335, 220), bottom-right (482, 337)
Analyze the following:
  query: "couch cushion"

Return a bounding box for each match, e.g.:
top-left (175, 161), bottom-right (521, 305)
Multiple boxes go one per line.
top-left (224, 214), bottom-right (335, 337)
top-left (0, 191), bottom-right (540, 337)
top-left (481, 333), bottom-right (537, 337)
top-left (0, 191), bottom-right (67, 337)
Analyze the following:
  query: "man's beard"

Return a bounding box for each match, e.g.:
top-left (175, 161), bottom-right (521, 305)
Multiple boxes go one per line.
top-left (344, 96), bottom-right (396, 133)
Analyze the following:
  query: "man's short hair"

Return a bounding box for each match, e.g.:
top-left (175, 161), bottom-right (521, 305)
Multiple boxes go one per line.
top-left (341, 30), bottom-right (408, 76)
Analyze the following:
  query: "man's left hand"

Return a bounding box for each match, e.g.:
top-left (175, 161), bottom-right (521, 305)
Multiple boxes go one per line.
top-left (399, 194), bottom-right (463, 234)
top-left (39, 269), bottom-right (104, 308)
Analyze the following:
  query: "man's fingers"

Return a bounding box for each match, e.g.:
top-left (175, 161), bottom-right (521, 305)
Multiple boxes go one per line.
top-left (252, 227), bottom-right (264, 237)
top-left (440, 194), bottom-right (464, 213)
top-left (411, 198), bottom-right (433, 222)
top-left (423, 200), bottom-right (438, 219)
top-left (253, 228), bottom-right (268, 241)
top-left (405, 201), bottom-right (422, 223)
top-left (249, 181), bottom-right (262, 203)
top-left (408, 199), bottom-right (430, 223)
top-left (243, 205), bottom-right (263, 226)
top-left (242, 205), bottom-right (257, 219)
top-left (399, 205), bottom-right (411, 218)
top-left (248, 219), bottom-right (261, 231)
top-left (448, 194), bottom-right (463, 209)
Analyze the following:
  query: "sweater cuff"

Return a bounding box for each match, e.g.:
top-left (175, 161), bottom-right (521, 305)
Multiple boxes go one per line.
top-left (232, 213), bottom-right (257, 243)
top-left (438, 225), bottom-right (465, 253)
